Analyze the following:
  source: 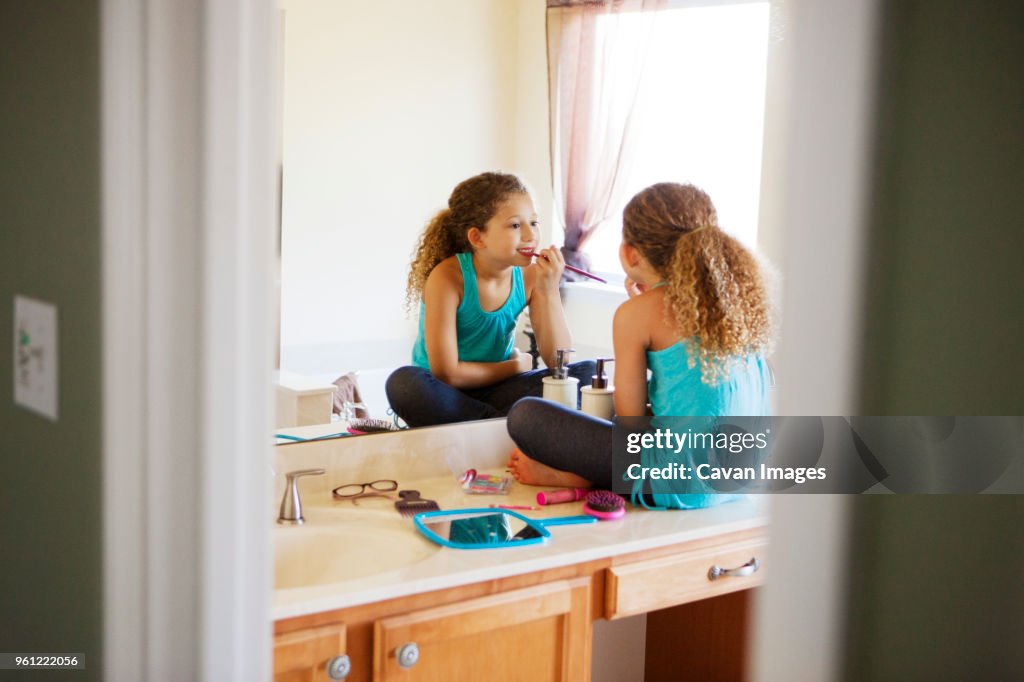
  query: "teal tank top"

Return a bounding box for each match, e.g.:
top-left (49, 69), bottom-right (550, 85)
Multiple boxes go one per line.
top-left (412, 252), bottom-right (527, 370)
top-left (646, 339), bottom-right (771, 417)
top-left (635, 339), bottom-right (772, 510)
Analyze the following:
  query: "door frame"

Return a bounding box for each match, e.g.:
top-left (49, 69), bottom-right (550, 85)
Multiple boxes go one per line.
top-left (101, 1), bottom-right (277, 679)
top-left (751, 0), bottom-right (881, 680)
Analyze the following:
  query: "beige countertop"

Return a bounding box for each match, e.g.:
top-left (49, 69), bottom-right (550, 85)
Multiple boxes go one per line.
top-left (271, 418), bottom-right (771, 621)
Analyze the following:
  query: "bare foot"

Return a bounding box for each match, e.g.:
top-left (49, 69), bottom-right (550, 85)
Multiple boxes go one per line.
top-left (508, 448), bottom-right (591, 488)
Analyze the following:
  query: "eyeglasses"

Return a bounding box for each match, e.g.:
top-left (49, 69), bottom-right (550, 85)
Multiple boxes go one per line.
top-left (332, 479), bottom-right (398, 504)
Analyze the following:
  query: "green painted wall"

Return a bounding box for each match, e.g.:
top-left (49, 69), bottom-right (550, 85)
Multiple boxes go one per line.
top-left (844, 496), bottom-right (1024, 680)
top-left (846, 2), bottom-right (1024, 679)
top-left (860, 0), bottom-right (1024, 415)
top-left (0, 2), bottom-right (103, 679)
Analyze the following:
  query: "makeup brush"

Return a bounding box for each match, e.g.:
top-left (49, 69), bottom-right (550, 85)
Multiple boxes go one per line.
top-left (526, 251), bottom-right (607, 284)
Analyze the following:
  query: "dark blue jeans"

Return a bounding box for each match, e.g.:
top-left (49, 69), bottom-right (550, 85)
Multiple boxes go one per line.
top-left (506, 396), bottom-right (614, 489)
top-left (386, 361), bottom-right (596, 427)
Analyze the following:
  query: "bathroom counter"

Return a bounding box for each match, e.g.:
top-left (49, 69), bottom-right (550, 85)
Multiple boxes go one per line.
top-left (272, 421), bottom-right (769, 680)
top-left (272, 471), bottom-right (769, 620)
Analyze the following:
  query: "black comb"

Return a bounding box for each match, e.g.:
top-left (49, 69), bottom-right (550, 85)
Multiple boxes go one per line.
top-left (395, 490), bottom-right (440, 517)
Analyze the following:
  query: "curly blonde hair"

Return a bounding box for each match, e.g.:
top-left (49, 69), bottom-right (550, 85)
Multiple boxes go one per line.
top-left (623, 183), bottom-right (773, 383)
top-left (405, 172), bottom-right (531, 311)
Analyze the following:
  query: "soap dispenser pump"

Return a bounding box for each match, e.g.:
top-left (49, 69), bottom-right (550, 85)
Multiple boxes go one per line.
top-left (542, 348), bottom-right (579, 409)
top-left (580, 358), bottom-right (615, 420)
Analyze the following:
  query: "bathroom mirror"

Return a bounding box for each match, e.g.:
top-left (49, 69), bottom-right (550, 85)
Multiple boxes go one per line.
top-left (276, 0), bottom-right (775, 434)
top-left (413, 508), bottom-right (595, 550)
top-left (276, 0), bottom-right (557, 432)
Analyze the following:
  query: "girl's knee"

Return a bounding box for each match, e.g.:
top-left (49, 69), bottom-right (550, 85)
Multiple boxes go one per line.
top-left (385, 366), bottom-right (425, 402)
top-left (507, 396), bottom-right (546, 433)
top-left (387, 367), bottom-right (441, 425)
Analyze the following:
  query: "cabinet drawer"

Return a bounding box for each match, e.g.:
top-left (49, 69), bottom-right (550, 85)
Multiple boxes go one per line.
top-left (606, 536), bottom-right (767, 619)
top-left (274, 622), bottom-right (347, 682)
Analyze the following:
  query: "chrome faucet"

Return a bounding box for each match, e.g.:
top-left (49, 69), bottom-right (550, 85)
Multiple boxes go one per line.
top-left (277, 468), bottom-right (325, 525)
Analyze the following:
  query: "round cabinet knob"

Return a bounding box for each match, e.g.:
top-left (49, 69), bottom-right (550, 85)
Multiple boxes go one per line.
top-left (395, 642), bottom-right (420, 669)
top-left (326, 654), bottom-right (351, 680)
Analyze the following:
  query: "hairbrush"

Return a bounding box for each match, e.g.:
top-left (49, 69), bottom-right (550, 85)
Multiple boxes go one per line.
top-left (583, 490), bottom-right (626, 520)
top-left (347, 418), bottom-right (400, 434)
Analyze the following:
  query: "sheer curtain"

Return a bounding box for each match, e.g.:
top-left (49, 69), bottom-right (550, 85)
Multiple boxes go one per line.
top-left (547, 0), bottom-right (664, 278)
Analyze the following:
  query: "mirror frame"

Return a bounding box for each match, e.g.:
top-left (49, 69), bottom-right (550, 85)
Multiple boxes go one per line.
top-left (413, 508), bottom-right (551, 549)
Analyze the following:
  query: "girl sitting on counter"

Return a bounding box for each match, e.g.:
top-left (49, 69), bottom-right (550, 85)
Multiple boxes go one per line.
top-left (507, 182), bottom-right (774, 509)
top-left (386, 172), bottom-right (594, 427)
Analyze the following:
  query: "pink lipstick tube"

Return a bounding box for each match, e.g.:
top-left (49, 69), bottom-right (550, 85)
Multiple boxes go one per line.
top-left (536, 487), bottom-right (587, 506)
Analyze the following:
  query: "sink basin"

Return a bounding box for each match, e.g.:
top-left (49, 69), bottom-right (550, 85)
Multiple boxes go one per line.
top-left (274, 523), bottom-right (435, 589)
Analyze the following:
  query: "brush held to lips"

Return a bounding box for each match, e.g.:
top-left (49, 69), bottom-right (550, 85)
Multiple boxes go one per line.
top-left (526, 251), bottom-right (607, 284)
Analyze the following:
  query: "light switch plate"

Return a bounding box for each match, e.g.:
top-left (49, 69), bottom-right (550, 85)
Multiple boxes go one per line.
top-left (13, 295), bottom-right (59, 420)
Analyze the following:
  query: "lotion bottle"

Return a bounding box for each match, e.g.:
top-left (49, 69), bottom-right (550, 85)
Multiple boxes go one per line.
top-left (542, 348), bottom-right (579, 409)
top-left (580, 357), bottom-right (615, 420)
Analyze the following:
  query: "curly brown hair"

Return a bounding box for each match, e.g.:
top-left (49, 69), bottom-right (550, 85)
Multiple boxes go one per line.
top-left (623, 182), bottom-right (773, 383)
top-left (405, 172), bottom-right (531, 311)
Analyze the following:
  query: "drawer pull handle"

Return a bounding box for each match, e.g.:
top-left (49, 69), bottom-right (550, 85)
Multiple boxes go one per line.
top-left (327, 654), bottom-right (351, 680)
top-left (708, 557), bottom-right (760, 581)
top-left (395, 642), bottom-right (420, 669)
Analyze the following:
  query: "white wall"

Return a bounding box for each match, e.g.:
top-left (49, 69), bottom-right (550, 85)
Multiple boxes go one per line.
top-left (515, 0), bottom-right (555, 239)
top-left (280, 0), bottom-right (551, 374)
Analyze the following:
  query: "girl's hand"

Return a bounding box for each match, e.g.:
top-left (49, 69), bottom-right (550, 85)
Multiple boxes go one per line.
top-left (624, 277), bottom-right (647, 298)
top-left (531, 245), bottom-right (565, 293)
top-left (510, 347), bottom-right (534, 373)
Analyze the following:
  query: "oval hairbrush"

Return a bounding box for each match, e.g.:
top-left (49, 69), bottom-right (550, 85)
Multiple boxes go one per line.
top-left (347, 417), bottom-right (400, 434)
top-left (583, 490), bottom-right (626, 520)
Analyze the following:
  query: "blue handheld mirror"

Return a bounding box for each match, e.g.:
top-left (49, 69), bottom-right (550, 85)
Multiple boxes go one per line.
top-left (413, 508), bottom-right (596, 549)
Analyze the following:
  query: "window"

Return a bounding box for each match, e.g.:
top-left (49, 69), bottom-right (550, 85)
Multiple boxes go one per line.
top-left (583, 2), bottom-right (770, 277)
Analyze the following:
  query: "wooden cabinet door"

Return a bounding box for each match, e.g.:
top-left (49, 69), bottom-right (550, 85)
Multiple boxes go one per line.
top-left (274, 621), bottom-right (348, 682)
top-left (373, 577), bottom-right (591, 682)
